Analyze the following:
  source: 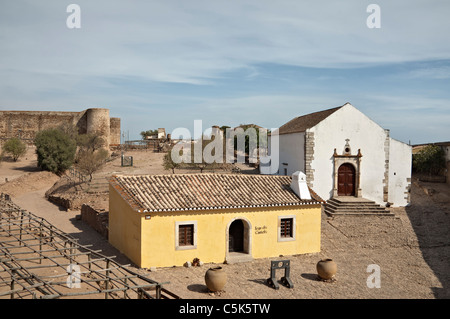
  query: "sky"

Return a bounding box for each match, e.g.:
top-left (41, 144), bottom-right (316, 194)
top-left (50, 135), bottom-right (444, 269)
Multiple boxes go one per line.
top-left (1, 0), bottom-right (449, 144)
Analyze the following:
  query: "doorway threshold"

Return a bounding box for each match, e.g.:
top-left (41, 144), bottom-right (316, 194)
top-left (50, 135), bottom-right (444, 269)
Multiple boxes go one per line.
top-left (226, 252), bottom-right (253, 264)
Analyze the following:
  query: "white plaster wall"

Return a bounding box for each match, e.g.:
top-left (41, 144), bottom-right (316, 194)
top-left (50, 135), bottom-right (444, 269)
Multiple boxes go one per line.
top-left (444, 146), bottom-right (450, 162)
top-left (309, 103), bottom-right (388, 204)
top-left (277, 132), bottom-right (305, 176)
top-left (388, 138), bottom-right (412, 206)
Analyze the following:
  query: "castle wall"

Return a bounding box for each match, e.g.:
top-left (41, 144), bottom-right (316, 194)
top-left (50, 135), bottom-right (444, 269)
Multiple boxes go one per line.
top-left (0, 111), bottom-right (81, 140)
top-left (110, 117), bottom-right (121, 145)
top-left (86, 108), bottom-right (110, 149)
top-left (0, 108), bottom-right (120, 149)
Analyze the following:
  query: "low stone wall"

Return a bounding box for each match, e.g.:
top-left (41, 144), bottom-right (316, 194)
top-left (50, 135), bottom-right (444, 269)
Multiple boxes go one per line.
top-left (47, 195), bottom-right (73, 210)
top-left (417, 174), bottom-right (446, 183)
top-left (81, 204), bottom-right (108, 238)
top-left (47, 193), bottom-right (86, 211)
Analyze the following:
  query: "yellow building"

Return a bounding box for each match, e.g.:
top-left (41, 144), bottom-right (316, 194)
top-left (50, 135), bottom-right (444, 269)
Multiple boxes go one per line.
top-left (108, 172), bottom-right (323, 268)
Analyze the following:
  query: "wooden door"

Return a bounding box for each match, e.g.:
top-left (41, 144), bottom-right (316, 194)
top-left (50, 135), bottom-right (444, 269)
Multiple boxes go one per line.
top-left (229, 220), bottom-right (244, 252)
top-left (338, 163), bottom-right (356, 196)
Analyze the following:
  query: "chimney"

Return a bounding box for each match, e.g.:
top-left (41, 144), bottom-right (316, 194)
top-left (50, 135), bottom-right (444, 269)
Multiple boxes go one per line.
top-left (290, 171), bottom-right (311, 200)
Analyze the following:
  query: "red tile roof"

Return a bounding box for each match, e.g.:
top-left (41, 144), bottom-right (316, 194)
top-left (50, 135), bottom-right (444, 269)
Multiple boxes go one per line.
top-left (278, 106), bottom-right (343, 135)
top-left (110, 173), bottom-right (323, 213)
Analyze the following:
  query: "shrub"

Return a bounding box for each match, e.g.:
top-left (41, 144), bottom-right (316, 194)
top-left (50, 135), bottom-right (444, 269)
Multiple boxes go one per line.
top-left (2, 137), bottom-right (27, 161)
top-left (76, 148), bottom-right (109, 181)
top-left (412, 144), bottom-right (445, 175)
top-left (163, 146), bottom-right (181, 173)
top-left (76, 133), bottom-right (105, 152)
top-left (34, 128), bottom-right (77, 174)
top-left (141, 129), bottom-right (158, 140)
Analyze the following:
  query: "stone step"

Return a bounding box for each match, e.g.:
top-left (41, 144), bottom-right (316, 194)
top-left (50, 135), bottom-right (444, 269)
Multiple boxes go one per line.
top-left (326, 206), bottom-right (387, 212)
top-left (326, 204), bottom-right (387, 211)
top-left (325, 197), bottom-right (394, 217)
top-left (325, 211), bottom-right (395, 216)
top-left (327, 199), bottom-right (382, 206)
top-left (328, 209), bottom-right (387, 213)
top-left (326, 200), bottom-right (385, 207)
top-left (86, 181), bottom-right (109, 193)
top-left (325, 207), bottom-right (390, 213)
top-left (325, 210), bottom-right (394, 217)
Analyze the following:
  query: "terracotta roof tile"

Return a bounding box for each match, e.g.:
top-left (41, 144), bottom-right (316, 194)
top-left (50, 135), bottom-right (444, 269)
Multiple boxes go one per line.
top-left (278, 105), bottom-right (344, 135)
top-left (110, 173), bottom-right (323, 213)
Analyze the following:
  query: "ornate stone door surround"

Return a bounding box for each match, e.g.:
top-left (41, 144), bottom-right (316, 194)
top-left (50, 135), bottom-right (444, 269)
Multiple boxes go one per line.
top-left (332, 139), bottom-right (362, 198)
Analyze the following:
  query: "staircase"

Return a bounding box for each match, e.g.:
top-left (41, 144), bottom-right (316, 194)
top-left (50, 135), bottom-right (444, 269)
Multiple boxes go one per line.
top-left (86, 176), bottom-right (109, 193)
top-left (325, 197), bottom-right (394, 216)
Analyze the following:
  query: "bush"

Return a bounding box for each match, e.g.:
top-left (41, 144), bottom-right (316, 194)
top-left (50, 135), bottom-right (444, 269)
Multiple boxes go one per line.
top-left (76, 133), bottom-right (105, 152)
top-left (163, 146), bottom-right (181, 173)
top-left (34, 129), bottom-right (77, 174)
top-left (2, 137), bottom-right (27, 161)
top-left (412, 144), bottom-right (445, 175)
top-left (141, 129), bottom-right (159, 140)
top-left (76, 148), bottom-right (109, 181)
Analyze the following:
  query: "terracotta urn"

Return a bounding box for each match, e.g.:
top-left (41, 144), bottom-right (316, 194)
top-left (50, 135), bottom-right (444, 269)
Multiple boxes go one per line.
top-left (205, 266), bottom-right (227, 292)
top-left (316, 258), bottom-right (337, 280)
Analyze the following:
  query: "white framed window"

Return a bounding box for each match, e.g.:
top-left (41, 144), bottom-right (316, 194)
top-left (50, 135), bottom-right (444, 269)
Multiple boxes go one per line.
top-left (175, 221), bottom-right (197, 250)
top-left (277, 215), bottom-right (296, 242)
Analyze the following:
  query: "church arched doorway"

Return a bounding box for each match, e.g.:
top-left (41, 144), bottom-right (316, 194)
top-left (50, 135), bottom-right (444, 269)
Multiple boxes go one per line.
top-left (338, 163), bottom-right (356, 196)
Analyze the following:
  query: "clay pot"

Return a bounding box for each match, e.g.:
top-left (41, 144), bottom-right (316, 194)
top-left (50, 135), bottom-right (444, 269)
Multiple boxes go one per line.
top-left (316, 258), bottom-right (337, 280)
top-left (205, 267), bottom-right (227, 292)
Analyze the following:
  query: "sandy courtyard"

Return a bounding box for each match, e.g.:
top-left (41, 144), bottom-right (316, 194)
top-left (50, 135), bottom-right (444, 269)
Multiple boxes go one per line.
top-left (1, 147), bottom-right (449, 299)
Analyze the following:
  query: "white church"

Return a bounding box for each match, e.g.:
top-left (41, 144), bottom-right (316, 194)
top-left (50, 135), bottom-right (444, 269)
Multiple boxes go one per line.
top-left (265, 102), bottom-right (412, 209)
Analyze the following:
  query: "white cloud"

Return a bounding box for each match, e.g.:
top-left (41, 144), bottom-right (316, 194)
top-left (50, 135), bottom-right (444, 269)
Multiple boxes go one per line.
top-left (1, 0), bottom-right (449, 144)
top-left (357, 94), bottom-right (450, 144)
top-left (1, 0), bottom-right (450, 85)
top-left (407, 66), bottom-right (450, 79)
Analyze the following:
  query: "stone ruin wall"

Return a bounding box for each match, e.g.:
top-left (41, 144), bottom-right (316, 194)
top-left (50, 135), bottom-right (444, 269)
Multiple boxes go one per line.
top-left (109, 117), bottom-right (121, 145)
top-left (0, 108), bottom-right (120, 149)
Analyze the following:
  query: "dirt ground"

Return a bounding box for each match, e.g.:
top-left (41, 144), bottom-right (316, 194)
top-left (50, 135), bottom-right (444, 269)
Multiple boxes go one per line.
top-left (1, 147), bottom-right (449, 299)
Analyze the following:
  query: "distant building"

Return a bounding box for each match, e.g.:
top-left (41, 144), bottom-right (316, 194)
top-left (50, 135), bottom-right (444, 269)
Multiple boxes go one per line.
top-left (270, 103), bottom-right (411, 207)
top-left (108, 172), bottom-right (323, 268)
top-left (144, 128), bottom-right (166, 140)
top-left (157, 128), bottom-right (166, 139)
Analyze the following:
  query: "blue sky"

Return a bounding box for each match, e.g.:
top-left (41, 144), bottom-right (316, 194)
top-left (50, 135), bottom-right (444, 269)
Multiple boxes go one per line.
top-left (1, 0), bottom-right (449, 144)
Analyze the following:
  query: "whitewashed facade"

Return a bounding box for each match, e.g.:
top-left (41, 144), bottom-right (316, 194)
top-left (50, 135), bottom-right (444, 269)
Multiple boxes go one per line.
top-left (270, 103), bottom-right (411, 207)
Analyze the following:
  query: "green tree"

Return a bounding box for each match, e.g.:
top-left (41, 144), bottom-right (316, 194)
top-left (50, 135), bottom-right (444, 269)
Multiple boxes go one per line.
top-left (58, 122), bottom-right (106, 152)
top-left (2, 137), bottom-right (27, 162)
top-left (413, 144), bottom-right (445, 175)
top-left (34, 128), bottom-right (77, 174)
top-left (140, 129), bottom-right (158, 140)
